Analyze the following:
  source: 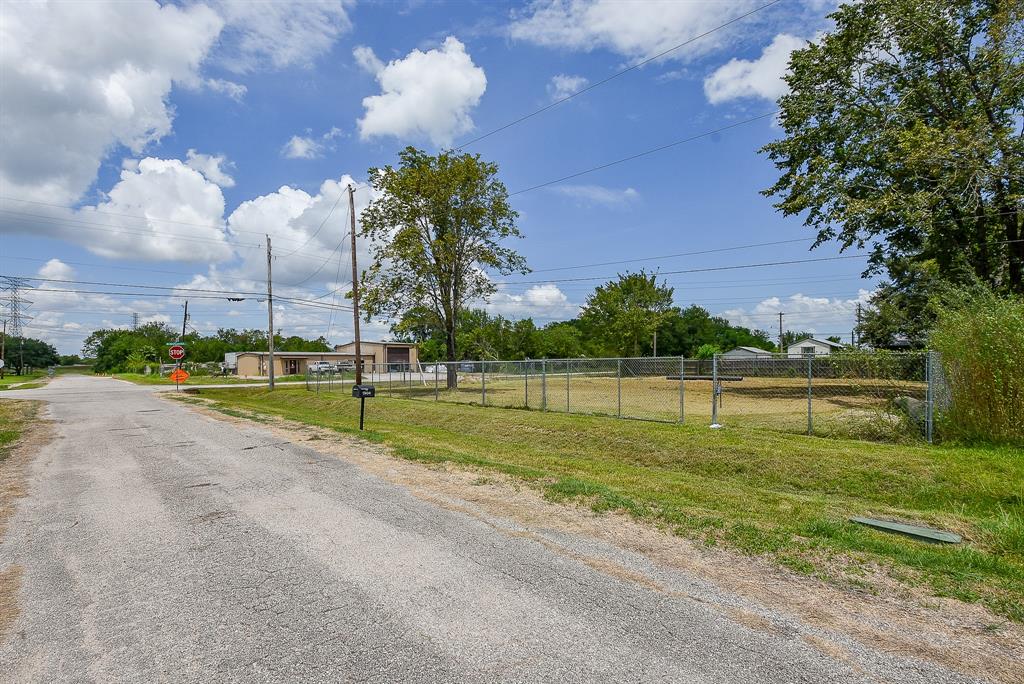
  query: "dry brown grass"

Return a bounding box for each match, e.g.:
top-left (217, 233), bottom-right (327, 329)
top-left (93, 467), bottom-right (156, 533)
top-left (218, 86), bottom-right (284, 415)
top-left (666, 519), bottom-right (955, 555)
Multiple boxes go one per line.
top-left (377, 374), bottom-right (927, 438)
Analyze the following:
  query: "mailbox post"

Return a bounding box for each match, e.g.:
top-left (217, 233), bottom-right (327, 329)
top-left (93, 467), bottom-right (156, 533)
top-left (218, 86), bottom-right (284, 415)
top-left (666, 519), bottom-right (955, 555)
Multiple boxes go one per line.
top-left (352, 384), bottom-right (375, 430)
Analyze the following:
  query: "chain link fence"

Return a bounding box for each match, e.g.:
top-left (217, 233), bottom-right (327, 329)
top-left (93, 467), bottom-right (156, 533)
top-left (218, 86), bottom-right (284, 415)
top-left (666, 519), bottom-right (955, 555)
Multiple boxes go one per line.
top-left (306, 351), bottom-right (945, 442)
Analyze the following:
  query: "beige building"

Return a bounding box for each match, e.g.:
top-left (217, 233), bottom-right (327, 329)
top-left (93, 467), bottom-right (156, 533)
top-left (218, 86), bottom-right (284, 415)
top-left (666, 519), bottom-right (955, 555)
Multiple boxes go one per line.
top-left (232, 341), bottom-right (418, 377)
top-left (333, 340), bottom-right (418, 368)
top-left (234, 351), bottom-right (374, 378)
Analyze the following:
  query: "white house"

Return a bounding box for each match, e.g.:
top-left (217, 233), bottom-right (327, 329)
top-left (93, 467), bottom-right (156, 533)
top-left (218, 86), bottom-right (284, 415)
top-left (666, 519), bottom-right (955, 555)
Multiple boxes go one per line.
top-left (786, 337), bottom-right (845, 357)
top-left (722, 346), bottom-right (774, 358)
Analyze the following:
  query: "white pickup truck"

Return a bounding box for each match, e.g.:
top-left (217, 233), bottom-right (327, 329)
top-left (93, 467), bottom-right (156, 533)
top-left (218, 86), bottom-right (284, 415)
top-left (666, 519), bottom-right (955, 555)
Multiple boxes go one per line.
top-left (309, 361), bottom-right (334, 373)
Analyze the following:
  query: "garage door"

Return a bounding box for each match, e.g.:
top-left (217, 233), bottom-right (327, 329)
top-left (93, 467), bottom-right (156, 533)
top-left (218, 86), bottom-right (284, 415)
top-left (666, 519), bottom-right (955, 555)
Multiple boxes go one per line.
top-left (386, 347), bottom-right (410, 364)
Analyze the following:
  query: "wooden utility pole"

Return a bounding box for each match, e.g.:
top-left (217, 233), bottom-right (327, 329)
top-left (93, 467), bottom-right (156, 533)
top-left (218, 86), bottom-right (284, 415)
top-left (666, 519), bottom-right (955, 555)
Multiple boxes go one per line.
top-left (348, 184), bottom-right (362, 385)
top-left (180, 300), bottom-right (189, 342)
top-left (778, 312), bottom-right (785, 355)
top-left (266, 235), bottom-right (276, 390)
top-left (854, 303), bottom-right (862, 347)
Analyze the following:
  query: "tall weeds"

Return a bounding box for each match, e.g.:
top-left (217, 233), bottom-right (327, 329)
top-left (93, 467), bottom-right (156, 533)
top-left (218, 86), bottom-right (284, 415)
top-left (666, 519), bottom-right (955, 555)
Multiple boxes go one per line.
top-left (930, 287), bottom-right (1024, 444)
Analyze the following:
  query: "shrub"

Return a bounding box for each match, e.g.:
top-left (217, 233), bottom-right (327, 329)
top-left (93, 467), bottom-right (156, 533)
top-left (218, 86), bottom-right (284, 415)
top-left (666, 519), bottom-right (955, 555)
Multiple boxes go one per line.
top-left (929, 286), bottom-right (1024, 444)
top-left (695, 344), bottom-right (720, 360)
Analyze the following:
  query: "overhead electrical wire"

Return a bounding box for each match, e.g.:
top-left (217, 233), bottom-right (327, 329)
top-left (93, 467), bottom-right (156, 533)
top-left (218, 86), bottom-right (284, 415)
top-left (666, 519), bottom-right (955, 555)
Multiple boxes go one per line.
top-left (496, 253), bottom-right (871, 286)
top-left (455, 0), bottom-right (787, 150)
top-left (530, 237), bottom-right (816, 273)
top-left (509, 111), bottom-right (777, 196)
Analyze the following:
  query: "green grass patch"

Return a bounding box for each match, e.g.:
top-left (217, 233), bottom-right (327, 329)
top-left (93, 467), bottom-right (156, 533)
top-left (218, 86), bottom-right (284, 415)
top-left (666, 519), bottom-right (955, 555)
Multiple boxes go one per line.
top-left (190, 386), bottom-right (1024, 621)
top-left (112, 373), bottom-right (307, 385)
top-left (0, 400), bottom-right (38, 462)
top-left (0, 371), bottom-right (47, 390)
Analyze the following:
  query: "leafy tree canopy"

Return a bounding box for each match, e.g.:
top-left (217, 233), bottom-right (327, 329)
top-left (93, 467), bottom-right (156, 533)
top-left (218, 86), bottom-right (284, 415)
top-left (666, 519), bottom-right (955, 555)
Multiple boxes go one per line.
top-left (359, 147), bottom-right (526, 386)
top-left (763, 0), bottom-right (1024, 294)
top-left (1, 337), bottom-right (59, 374)
top-left (580, 272), bottom-right (674, 357)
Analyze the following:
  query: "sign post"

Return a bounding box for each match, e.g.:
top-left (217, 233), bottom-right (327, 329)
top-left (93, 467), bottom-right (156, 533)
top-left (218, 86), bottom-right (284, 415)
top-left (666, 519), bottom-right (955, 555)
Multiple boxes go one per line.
top-left (167, 343), bottom-right (186, 391)
top-left (351, 384), bottom-right (375, 430)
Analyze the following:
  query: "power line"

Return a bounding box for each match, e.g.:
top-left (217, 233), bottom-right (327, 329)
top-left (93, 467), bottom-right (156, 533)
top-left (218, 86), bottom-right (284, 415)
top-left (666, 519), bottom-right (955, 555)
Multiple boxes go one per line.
top-left (530, 237), bottom-right (815, 273)
top-left (276, 189), bottom-right (346, 258)
top-left (497, 253), bottom-right (871, 285)
top-left (509, 112), bottom-right (776, 196)
top-left (456, 0), bottom-right (787, 150)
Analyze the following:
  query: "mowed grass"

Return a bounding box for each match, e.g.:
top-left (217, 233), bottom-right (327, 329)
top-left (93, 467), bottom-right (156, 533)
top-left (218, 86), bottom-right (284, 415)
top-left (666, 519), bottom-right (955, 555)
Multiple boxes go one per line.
top-left (0, 371), bottom-right (48, 391)
top-left (193, 386), bottom-right (1024, 621)
top-left (112, 373), bottom-right (308, 385)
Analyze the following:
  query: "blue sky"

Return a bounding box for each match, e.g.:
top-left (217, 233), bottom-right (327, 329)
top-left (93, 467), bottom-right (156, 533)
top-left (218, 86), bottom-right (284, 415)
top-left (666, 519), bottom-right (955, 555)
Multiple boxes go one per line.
top-left (0, 0), bottom-right (875, 354)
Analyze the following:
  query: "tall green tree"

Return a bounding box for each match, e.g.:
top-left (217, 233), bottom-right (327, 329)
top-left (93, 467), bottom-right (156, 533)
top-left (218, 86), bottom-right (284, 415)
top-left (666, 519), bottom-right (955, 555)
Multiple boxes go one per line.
top-left (2, 337), bottom-right (59, 374)
top-left (763, 0), bottom-right (1024, 293)
top-left (359, 147), bottom-right (527, 387)
top-left (655, 306), bottom-right (776, 356)
top-left (580, 272), bottom-right (674, 356)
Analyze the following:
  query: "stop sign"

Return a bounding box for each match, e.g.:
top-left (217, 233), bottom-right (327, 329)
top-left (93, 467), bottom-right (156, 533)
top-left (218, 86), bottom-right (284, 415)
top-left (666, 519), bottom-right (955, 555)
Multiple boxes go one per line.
top-left (168, 345), bottom-right (185, 360)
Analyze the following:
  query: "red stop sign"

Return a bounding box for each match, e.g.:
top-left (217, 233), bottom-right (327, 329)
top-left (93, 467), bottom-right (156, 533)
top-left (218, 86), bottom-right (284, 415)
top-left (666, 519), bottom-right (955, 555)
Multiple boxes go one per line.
top-left (168, 345), bottom-right (185, 360)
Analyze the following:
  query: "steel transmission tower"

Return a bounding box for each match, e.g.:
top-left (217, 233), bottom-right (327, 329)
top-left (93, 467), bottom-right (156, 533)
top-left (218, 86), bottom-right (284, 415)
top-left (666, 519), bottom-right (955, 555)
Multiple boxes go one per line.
top-left (0, 277), bottom-right (32, 338)
top-left (1, 277), bottom-right (33, 374)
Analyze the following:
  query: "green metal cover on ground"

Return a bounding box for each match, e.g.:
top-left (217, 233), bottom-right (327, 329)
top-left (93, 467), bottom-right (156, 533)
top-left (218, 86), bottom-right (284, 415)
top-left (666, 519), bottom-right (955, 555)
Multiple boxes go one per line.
top-left (850, 517), bottom-right (962, 544)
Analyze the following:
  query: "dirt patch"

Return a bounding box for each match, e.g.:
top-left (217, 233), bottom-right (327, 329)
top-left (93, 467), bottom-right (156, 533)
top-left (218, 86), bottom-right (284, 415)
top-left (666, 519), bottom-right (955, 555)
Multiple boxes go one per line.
top-left (0, 400), bottom-right (52, 644)
top-left (1, 402), bottom-right (52, 540)
top-left (177, 397), bottom-right (1024, 683)
top-left (0, 564), bottom-right (24, 641)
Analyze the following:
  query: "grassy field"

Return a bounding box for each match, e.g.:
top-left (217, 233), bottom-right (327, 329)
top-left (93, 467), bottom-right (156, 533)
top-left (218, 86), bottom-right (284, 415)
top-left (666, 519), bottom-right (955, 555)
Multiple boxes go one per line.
top-left (187, 386), bottom-right (1024, 621)
top-left (0, 371), bottom-right (48, 391)
top-left (325, 372), bottom-right (927, 441)
top-left (112, 373), bottom-right (308, 385)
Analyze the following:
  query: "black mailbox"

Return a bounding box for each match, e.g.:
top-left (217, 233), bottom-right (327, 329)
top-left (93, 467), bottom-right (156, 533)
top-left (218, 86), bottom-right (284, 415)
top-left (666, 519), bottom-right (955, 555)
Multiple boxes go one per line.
top-left (352, 384), bottom-right (376, 398)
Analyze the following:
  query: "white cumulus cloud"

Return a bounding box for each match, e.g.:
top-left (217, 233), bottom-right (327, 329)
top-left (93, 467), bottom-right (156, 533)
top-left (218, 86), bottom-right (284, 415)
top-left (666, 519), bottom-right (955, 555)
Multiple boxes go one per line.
top-left (210, 0), bottom-right (354, 73)
top-left (75, 157), bottom-right (232, 263)
top-left (547, 74), bottom-right (589, 101)
top-left (486, 283), bottom-right (579, 320)
top-left (281, 127), bottom-right (343, 159)
top-left (721, 290), bottom-right (875, 339)
top-left (0, 0), bottom-right (223, 205)
top-left (510, 1), bottom-right (763, 62)
top-left (704, 33), bottom-right (807, 104)
top-left (356, 37), bottom-right (487, 147)
top-left (185, 149), bottom-right (236, 187)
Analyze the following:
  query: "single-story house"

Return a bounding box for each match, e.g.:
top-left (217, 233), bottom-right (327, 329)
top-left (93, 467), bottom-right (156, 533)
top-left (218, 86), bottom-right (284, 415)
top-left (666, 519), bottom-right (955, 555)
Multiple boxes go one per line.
top-left (234, 351), bottom-right (375, 378)
top-left (333, 340), bottom-right (419, 369)
top-left (786, 337), bottom-right (845, 357)
top-left (722, 346), bottom-right (774, 358)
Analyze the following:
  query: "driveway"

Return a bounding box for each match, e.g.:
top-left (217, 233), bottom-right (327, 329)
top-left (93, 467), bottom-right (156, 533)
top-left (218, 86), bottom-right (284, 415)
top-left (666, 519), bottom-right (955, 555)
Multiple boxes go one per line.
top-left (0, 375), bottom-right (982, 683)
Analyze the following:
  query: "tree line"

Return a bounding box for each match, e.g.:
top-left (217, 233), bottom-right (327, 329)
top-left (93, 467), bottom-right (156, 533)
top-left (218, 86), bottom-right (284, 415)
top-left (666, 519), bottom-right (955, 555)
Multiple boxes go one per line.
top-left (394, 272), bottom-right (777, 362)
top-left (84, 325), bottom-right (331, 373)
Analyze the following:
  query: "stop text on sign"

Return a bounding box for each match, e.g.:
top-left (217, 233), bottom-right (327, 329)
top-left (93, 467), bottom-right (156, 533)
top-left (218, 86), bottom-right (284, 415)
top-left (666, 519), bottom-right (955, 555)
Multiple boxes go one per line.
top-left (168, 345), bottom-right (186, 360)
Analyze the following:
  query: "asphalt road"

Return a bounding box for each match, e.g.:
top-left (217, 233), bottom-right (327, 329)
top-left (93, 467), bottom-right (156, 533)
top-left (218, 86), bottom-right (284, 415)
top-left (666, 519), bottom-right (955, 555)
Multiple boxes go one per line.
top-left (0, 376), bottom-right (981, 683)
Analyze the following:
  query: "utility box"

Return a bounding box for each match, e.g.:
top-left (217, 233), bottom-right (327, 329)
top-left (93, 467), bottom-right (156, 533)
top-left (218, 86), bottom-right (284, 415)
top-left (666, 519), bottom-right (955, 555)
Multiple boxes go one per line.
top-left (352, 384), bottom-right (376, 398)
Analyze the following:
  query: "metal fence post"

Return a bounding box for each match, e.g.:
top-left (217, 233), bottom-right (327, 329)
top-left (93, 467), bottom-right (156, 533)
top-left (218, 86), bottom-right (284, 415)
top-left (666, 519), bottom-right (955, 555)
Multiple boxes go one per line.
top-left (617, 359), bottom-right (622, 418)
top-left (807, 356), bottom-right (813, 436)
top-left (482, 361), bottom-right (487, 406)
top-left (434, 364), bottom-right (439, 400)
top-left (711, 355), bottom-right (719, 427)
top-left (679, 355), bottom-right (684, 424)
top-left (925, 351), bottom-right (933, 443)
top-left (524, 361), bottom-right (529, 408)
top-left (566, 360), bottom-right (571, 413)
top-left (541, 359), bottom-right (547, 411)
